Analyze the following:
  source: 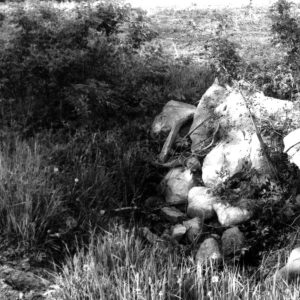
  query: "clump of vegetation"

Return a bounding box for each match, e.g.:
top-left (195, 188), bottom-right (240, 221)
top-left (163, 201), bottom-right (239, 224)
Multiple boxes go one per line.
top-left (269, 0), bottom-right (300, 98)
top-left (205, 36), bottom-right (243, 85)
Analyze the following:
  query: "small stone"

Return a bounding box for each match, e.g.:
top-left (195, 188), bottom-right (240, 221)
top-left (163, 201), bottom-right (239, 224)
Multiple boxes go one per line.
top-left (221, 227), bottom-right (245, 256)
top-left (161, 207), bottom-right (186, 223)
top-left (187, 187), bottom-right (217, 220)
top-left (161, 168), bottom-right (194, 205)
top-left (171, 224), bottom-right (187, 241)
top-left (275, 247), bottom-right (300, 282)
top-left (213, 202), bottom-right (252, 226)
top-left (196, 237), bottom-right (222, 265)
top-left (183, 217), bottom-right (203, 243)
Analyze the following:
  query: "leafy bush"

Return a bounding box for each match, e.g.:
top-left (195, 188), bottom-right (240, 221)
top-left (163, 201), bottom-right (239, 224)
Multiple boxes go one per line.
top-left (205, 36), bottom-right (243, 85)
top-left (0, 1), bottom-right (160, 132)
top-left (269, 0), bottom-right (300, 96)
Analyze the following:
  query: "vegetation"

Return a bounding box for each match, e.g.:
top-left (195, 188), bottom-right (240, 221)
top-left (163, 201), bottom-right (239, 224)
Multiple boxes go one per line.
top-left (0, 0), bottom-right (300, 298)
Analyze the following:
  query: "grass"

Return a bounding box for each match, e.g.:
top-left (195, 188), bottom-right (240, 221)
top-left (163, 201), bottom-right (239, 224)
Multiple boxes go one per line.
top-left (0, 136), bottom-right (64, 246)
top-left (48, 225), bottom-right (300, 300)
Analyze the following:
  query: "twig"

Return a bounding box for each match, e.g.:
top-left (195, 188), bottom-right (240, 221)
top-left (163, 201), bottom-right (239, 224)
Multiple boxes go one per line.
top-left (238, 83), bottom-right (279, 181)
top-left (185, 115), bottom-right (215, 139)
top-left (194, 122), bottom-right (220, 155)
top-left (110, 206), bottom-right (139, 212)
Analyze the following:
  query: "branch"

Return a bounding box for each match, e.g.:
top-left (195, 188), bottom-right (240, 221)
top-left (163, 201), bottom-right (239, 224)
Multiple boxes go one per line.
top-left (238, 83), bottom-right (279, 181)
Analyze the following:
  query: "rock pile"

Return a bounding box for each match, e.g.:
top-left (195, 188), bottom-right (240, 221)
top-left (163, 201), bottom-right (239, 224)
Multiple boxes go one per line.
top-left (148, 80), bottom-right (300, 276)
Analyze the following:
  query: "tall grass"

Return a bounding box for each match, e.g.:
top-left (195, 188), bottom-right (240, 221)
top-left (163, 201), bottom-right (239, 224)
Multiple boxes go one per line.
top-left (0, 128), bottom-right (156, 251)
top-left (49, 225), bottom-right (300, 300)
top-left (0, 136), bottom-right (64, 245)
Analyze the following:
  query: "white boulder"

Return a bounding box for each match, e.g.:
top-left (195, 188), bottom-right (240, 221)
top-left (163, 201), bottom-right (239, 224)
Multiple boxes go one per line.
top-left (189, 81), bottom-right (227, 151)
top-left (213, 202), bottom-right (252, 227)
top-left (202, 130), bottom-right (251, 187)
top-left (187, 186), bottom-right (218, 220)
top-left (161, 168), bottom-right (194, 205)
top-left (188, 81), bottom-right (300, 187)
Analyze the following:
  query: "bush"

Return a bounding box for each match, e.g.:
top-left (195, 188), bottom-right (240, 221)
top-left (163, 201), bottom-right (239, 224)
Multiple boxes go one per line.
top-left (205, 36), bottom-right (243, 85)
top-left (0, 1), bottom-right (159, 132)
top-left (269, 0), bottom-right (300, 96)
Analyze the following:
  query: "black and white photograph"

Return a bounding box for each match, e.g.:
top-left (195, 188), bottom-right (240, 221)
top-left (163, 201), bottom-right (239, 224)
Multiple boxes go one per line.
top-left (1, 0), bottom-right (300, 298)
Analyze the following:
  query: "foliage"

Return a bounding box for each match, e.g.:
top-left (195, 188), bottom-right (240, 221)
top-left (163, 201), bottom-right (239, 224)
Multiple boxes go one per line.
top-left (0, 1), bottom-right (159, 132)
top-left (269, 0), bottom-right (300, 96)
top-left (206, 36), bottom-right (243, 85)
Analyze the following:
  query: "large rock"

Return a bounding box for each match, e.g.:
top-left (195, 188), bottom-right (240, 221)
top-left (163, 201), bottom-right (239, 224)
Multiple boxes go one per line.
top-left (213, 202), bottom-right (252, 227)
top-left (221, 227), bottom-right (245, 256)
top-left (189, 81), bottom-right (227, 152)
top-left (183, 217), bottom-right (203, 243)
top-left (161, 168), bottom-right (194, 205)
top-left (188, 81), bottom-right (300, 187)
top-left (161, 207), bottom-right (186, 223)
top-left (196, 237), bottom-right (222, 265)
top-left (202, 130), bottom-right (251, 187)
top-left (275, 247), bottom-right (300, 282)
top-left (187, 186), bottom-right (218, 219)
top-left (152, 100), bottom-right (196, 136)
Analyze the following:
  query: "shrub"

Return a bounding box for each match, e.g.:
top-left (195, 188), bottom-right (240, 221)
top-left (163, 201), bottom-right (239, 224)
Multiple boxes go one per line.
top-left (269, 0), bottom-right (300, 96)
top-left (0, 1), bottom-right (159, 133)
top-left (205, 36), bottom-right (243, 85)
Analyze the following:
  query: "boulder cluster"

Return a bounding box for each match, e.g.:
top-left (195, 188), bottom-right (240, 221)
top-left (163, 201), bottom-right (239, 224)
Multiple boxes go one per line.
top-left (148, 80), bottom-right (300, 281)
